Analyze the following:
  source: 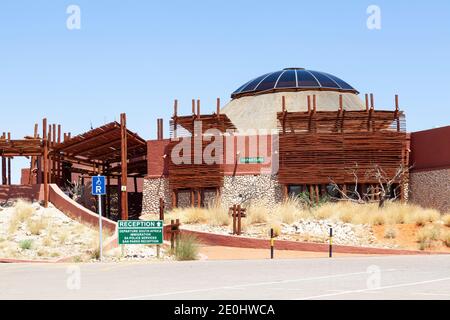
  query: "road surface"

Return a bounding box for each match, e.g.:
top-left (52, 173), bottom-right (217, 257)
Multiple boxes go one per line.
top-left (0, 255), bottom-right (449, 300)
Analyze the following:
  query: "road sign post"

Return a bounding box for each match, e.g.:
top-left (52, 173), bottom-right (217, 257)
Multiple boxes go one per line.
top-left (92, 175), bottom-right (106, 261)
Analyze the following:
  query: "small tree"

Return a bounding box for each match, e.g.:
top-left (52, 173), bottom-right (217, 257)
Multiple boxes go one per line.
top-left (328, 164), bottom-right (410, 207)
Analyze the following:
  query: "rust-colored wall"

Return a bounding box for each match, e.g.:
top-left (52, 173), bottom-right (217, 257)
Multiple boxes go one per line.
top-left (410, 126), bottom-right (450, 172)
top-left (0, 184), bottom-right (43, 203)
top-left (146, 135), bottom-right (275, 178)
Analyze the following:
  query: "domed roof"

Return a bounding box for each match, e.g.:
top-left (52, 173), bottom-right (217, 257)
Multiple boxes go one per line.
top-left (231, 68), bottom-right (358, 99)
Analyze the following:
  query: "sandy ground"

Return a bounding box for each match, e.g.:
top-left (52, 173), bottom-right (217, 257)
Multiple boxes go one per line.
top-left (198, 245), bottom-right (375, 260)
top-left (372, 224), bottom-right (450, 253)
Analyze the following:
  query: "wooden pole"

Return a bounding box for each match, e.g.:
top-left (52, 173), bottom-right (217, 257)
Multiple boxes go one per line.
top-left (370, 93), bottom-right (375, 110)
top-left (57, 124), bottom-right (61, 185)
top-left (43, 118), bottom-right (49, 208)
top-left (365, 94), bottom-right (369, 112)
top-left (196, 99), bottom-right (201, 118)
top-left (120, 113), bottom-right (128, 220)
top-left (191, 99), bottom-right (195, 115)
top-left (216, 98), bottom-right (220, 117)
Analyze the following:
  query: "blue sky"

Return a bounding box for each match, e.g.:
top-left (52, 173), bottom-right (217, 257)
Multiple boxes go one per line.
top-left (1, 1), bottom-right (449, 182)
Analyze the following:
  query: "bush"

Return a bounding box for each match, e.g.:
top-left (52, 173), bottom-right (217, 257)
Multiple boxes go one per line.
top-left (268, 222), bottom-right (282, 237)
top-left (27, 218), bottom-right (48, 235)
top-left (175, 234), bottom-right (199, 261)
top-left (182, 208), bottom-right (207, 224)
top-left (417, 224), bottom-right (441, 250)
top-left (14, 200), bottom-right (35, 222)
top-left (441, 214), bottom-right (450, 227)
top-left (246, 203), bottom-right (269, 225)
top-left (442, 231), bottom-right (450, 248)
top-left (205, 201), bottom-right (230, 226)
top-left (384, 225), bottom-right (398, 239)
top-left (19, 239), bottom-right (33, 250)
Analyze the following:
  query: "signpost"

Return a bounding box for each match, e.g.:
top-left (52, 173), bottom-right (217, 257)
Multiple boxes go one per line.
top-left (118, 220), bottom-right (164, 245)
top-left (92, 175), bottom-right (106, 261)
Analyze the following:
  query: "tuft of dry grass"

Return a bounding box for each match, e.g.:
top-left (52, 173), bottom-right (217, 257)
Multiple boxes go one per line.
top-left (205, 200), bottom-right (230, 226)
top-left (417, 224), bottom-right (441, 250)
top-left (27, 217), bottom-right (48, 235)
top-left (442, 230), bottom-right (450, 248)
top-left (441, 214), bottom-right (450, 227)
top-left (246, 203), bottom-right (269, 225)
top-left (384, 225), bottom-right (398, 239)
top-left (267, 222), bottom-right (282, 237)
top-left (8, 200), bottom-right (36, 235)
top-left (182, 207), bottom-right (208, 224)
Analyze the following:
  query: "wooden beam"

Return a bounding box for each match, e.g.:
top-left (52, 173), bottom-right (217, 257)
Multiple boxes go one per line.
top-left (43, 118), bottom-right (49, 208)
top-left (120, 113), bottom-right (128, 220)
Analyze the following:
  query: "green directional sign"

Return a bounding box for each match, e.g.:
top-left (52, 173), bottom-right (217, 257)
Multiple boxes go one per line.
top-left (240, 156), bottom-right (264, 164)
top-left (118, 220), bottom-right (163, 245)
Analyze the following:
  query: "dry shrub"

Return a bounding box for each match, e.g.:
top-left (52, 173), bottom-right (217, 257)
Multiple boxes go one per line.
top-left (14, 200), bottom-right (35, 222)
top-left (8, 200), bottom-right (36, 234)
top-left (205, 200), bottom-right (230, 226)
top-left (182, 207), bottom-right (208, 224)
top-left (369, 212), bottom-right (387, 226)
top-left (175, 233), bottom-right (199, 261)
top-left (442, 230), bottom-right (450, 248)
top-left (246, 202), bottom-right (269, 225)
top-left (384, 225), bottom-right (398, 239)
top-left (417, 224), bottom-right (441, 250)
top-left (441, 214), bottom-right (450, 227)
top-left (27, 217), bottom-right (48, 235)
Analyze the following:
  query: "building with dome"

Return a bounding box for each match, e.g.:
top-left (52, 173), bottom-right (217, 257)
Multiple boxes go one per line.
top-left (142, 68), bottom-right (409, 213)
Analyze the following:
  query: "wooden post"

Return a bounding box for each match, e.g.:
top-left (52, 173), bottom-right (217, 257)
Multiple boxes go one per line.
top-left (365, 94), bottom-right (369, 112)
top-left (106, 165), bottom-right (111, 218)
top-left (196, 99), bottom-right (201, 118)
top-left (7, 157), bottom-right (11, 185)
top-left (191, 99), bottom-right (195, 115)
top-left (52, 124), bottom-right (56, 183)
top-left (370, 93), bottom-right (375, 110)
top-left (57, 124), bottom-right (61, 185)
top-left (172, 190), bottom-right (177, 209)
top-left (216, 98), bottom-right (220, 116)
top-left (237, 204), bottom-right (242, 235)
top-left (120, 113), bottom-right (128, 220)
top-left (307, 96), bottom-right (311, 113)
top-left (43, 118), bottom-right (49, 208)
top-left (395, 95), bottom-right (400, 132)
top-left (159, 197), bottom-right (165, 221)
top-left (339, 94), bottom-right (343, 112)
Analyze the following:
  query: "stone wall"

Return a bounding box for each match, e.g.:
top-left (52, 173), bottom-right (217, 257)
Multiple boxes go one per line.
top-left (221, 174), bottom-right (283, 210)
top-left (409, 168), bottom-right (450, 213)
top-left (142, 177), bottom-right (171, 214)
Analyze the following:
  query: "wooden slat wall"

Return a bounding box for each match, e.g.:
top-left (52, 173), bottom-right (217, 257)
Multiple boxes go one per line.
top-left (277, 110), bottom-right (408, 185)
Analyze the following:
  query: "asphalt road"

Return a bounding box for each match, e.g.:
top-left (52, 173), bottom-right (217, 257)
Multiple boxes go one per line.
top-left (1, 255), bottom-right (450, 300)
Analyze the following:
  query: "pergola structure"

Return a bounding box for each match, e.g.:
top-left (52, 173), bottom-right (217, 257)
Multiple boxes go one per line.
top-left (54, 113), bottom-right (147, 220)
top-left (1, 113), bottom-right (145, 220)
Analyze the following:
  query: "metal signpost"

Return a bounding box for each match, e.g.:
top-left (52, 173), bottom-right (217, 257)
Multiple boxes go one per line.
top-left (92, 175), bottom-right (106, 261)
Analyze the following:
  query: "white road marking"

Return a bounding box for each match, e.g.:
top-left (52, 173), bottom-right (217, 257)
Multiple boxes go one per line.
top-left (300, 277), bottom-right (450, 300)
top-left (118, 269), bottom-right (397, 300)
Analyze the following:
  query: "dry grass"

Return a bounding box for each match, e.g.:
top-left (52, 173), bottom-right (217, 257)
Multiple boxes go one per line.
top-left (273, 197), bottom-right (307, 224)
top-left (441, 214), bottom-right (450, 227)
top-left (7, 200), bottom-right (36, 234)
top-left (384, 225), bottom-right (398, 239)
top-left (442, 230), bottom-right (450, 248)
top-left (181, 207), bottom-right (208, 224)
top-left (205, 200), bottom-right (230, 226)
top-left (26, 217), bottom-right (48, 235)
top-left (246, 202), bottom-right (269, 225)
top-left (417, 224), bottom-right (441, 250)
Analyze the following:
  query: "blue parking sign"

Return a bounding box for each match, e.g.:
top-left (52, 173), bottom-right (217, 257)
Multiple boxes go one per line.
top-left (92, 176), bottom-right (106, 195)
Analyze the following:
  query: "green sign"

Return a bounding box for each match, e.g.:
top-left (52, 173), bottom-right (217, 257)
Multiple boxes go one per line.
top-left (240, 156), bottom-right (264, 164)
top-left (118, 220), bottom-right (163, 245)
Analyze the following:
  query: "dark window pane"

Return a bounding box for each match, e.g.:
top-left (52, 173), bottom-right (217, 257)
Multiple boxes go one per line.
top-left (232, 81), bottom-right (252, 95)
top-left (297, 70), bottom-right (320, 87)
top-left (321, 72), bottom-right (355, 90)
top-left (240, 73), bottom-right (271, 92)
top-left (255, 71), bottom-right (284, 91)
top-left (275, 70), bottom-right (297, 88)
top-left (309, 71), bottom-right (339, 88)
